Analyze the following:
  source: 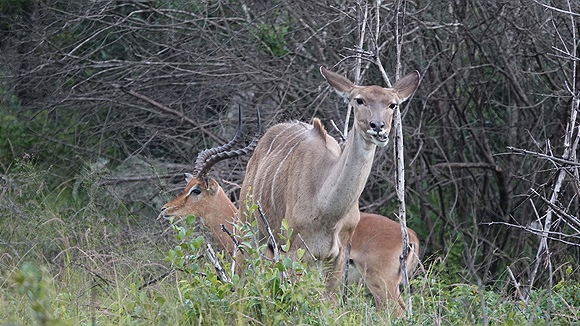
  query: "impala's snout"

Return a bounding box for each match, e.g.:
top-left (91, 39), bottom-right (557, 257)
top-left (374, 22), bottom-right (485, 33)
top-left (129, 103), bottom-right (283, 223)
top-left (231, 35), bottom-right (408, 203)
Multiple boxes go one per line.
top-left (158, 206), bottom-right (172, 220)
top-left (157, 207), bottom-right (167, 221)
top-left (367, 120), bottom-right (389, 146)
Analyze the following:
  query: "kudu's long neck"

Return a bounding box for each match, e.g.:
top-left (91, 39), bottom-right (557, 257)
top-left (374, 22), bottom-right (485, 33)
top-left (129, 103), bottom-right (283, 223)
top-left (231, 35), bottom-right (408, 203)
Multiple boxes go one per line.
top-left (317, 125), bottom-right (376, 216)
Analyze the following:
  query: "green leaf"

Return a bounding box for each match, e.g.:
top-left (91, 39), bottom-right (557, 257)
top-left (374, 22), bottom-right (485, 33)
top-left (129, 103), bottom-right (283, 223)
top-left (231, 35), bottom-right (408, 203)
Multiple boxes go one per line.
top-left (186, 214), bottom-right (196, 225)
top-left (192, 236), bottom-right (204, 249)
top-left (282, 257), bottom-right (292, 269)
top-left (296, 248), bottom-right (305, 260)
top-left (155, 296), bottom-right (165, 305)
top-left (281, 240), bottom-right (290, 252)
top-left (274, 261), bottom-right (285, 271)
top-left (178, 227), bottom-right (186, 240)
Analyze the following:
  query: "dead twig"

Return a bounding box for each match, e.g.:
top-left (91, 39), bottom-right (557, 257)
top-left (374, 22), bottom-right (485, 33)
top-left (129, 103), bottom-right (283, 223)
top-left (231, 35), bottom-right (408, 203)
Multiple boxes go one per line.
top-left (297, 233), bottom-right (318, 262)
top-left (220, 224), bottom-right (245, 256)
top-left (507, 146), bottom-right (580, 167)
top-left (138, 268), bottom-right (176, 290)
top-left (256, 201), bottom-right (279, 263)
top-left (206, 243), bottom-right (231, 284)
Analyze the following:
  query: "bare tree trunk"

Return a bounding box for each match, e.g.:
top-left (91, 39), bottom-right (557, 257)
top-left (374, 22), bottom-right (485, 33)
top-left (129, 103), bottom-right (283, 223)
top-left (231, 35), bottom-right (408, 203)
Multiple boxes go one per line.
top-left (392, 0), bottom-right (413, 316)
top-left (525, 1), bottom-right (580, 302)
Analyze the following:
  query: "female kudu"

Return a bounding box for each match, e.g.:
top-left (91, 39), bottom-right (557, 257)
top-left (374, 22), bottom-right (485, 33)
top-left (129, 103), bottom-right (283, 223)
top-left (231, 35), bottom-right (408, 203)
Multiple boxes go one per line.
top-left (238, 67), bottom-right (419, 295)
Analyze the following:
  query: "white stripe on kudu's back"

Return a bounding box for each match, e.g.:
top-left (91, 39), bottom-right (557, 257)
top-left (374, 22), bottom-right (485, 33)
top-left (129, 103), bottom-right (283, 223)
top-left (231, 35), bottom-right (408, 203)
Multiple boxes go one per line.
top-left (269, 139), bottom-right (304, 212)
top-left (255, 124), bottom-right (310, 213)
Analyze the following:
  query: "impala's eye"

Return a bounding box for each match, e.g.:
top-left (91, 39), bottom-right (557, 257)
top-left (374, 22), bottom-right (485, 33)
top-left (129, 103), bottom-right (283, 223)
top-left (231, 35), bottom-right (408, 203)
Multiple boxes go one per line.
top-left (355, 98), bottom-right (365, 105)
top-left (188, 187), bottom-right (202, 196)
top-left (389, 103), bottom-right (397, 109)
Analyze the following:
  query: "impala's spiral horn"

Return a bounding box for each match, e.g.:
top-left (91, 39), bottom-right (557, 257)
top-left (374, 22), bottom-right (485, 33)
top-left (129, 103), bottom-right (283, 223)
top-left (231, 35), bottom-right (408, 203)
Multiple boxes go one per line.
top-left (193, 106), bottom-right (243, 175)
top-left (194, 106), bottom-right (262, 182)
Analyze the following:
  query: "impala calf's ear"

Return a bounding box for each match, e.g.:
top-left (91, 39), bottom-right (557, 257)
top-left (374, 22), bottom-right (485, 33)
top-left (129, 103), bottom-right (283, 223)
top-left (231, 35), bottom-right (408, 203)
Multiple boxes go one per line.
top-left (393, 71), bottom-right (420, 103)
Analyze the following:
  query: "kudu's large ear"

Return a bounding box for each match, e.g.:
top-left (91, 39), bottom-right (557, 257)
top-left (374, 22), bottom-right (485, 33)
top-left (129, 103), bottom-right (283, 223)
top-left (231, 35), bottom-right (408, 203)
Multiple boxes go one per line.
top-left (393, 71), bottom-right (420, 103)
top-left (185, 173), bottom-right (194, 183)
top-left (320, 66), bottom-right (355, 99)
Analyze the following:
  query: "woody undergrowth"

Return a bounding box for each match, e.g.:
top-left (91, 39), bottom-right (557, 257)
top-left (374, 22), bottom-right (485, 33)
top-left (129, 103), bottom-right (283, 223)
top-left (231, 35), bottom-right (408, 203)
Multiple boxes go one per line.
top-left (1, 163), bottom-right (579, 325)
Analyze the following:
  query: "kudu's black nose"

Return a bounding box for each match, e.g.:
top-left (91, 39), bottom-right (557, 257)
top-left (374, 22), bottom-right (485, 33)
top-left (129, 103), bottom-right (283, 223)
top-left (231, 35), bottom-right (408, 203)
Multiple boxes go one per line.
top-left (369, 120), bottom-right (385, 132)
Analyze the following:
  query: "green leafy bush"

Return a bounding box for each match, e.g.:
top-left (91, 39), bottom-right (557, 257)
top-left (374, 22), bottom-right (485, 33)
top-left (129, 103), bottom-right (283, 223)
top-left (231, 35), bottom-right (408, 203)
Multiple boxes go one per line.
top-left (1, 165), bottom-right (578, 325)
top-left (163, 207), bottom-right (333, 324)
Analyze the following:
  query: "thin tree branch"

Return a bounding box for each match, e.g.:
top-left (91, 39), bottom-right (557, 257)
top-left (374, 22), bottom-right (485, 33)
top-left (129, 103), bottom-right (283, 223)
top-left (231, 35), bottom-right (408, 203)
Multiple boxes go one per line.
top-left (117, 85), bottom-right (222, 144)
top-left (206, 243), bottom-right (231, 284)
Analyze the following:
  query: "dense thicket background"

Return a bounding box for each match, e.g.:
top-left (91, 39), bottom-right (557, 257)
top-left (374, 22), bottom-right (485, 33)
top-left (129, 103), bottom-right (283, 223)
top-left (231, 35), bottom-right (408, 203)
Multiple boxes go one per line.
top-left (1, 0), bottom-right (579, 318)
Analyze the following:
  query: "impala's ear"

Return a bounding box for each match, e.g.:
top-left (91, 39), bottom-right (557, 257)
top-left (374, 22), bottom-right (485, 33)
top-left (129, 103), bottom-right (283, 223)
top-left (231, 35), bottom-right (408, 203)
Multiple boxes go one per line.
top-left (207, 178), bottom-right (219, 196)
top-left (320, 66), bottom-right (355, 99)
top-left (393, 70), bottom-right (420, 103)
top-left (184, 173), bottom-right (194, 183)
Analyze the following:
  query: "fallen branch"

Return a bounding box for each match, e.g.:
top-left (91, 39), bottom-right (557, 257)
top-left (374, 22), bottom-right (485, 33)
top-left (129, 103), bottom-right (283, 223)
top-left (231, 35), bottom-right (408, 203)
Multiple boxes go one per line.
top-left (206, 243), bottom-right (231, 284)
top-left (256, 201), bottom-right (279, 263)
top-left (220, 224), bottom-right (245, 256)
top-left (117, 86), bottom-right (222, 144)
top-left (138, 268), bottom-right (176, 290)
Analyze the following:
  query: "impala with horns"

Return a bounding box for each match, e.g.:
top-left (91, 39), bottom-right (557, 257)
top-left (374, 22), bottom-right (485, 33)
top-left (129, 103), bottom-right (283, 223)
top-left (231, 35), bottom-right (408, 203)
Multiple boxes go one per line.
top-left (238, 67), bottom-right (420, 294)
top-left (160, 107), bottom-right (261, 254)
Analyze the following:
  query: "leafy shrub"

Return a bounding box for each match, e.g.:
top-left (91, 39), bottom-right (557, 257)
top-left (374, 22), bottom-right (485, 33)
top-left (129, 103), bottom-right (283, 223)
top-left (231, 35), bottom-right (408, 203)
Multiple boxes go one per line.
top-left (10, 263), bottom-right (54, 324)
top-left (163, 206), bottom-right (337, 324)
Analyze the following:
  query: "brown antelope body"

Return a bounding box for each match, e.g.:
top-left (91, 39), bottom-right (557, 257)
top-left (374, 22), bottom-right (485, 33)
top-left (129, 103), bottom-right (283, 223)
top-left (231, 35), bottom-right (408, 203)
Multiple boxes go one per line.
top-left (238, 67), bottom-right (420, 293)
top-left (349, 212), bottom-right (419, 315)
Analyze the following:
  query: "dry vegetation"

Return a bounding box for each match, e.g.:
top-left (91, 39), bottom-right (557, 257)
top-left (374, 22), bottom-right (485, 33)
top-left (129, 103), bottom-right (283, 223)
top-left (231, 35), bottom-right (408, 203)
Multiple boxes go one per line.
top-left (1, 0), bottom-right (579, 324)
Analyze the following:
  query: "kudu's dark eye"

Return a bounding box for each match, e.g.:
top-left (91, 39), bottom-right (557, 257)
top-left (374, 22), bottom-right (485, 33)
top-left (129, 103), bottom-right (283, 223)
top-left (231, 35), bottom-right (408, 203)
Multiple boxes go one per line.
top-left (389, 103), bottom-right (397, 109)
top-left (355, 98), bottom-right (365, 105)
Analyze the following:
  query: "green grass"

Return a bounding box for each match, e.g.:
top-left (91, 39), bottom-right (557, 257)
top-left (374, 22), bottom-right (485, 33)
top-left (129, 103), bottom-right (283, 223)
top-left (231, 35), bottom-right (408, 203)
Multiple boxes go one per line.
top-left (1, 164), bottom-right (578, 325)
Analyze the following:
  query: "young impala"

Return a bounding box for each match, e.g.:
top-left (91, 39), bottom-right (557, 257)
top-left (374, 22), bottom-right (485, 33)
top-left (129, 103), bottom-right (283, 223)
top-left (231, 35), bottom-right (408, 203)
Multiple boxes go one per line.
top-left (238, 66), bottom-right (420, 295)
top-left (349, 212), bottom-right (419, 315)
